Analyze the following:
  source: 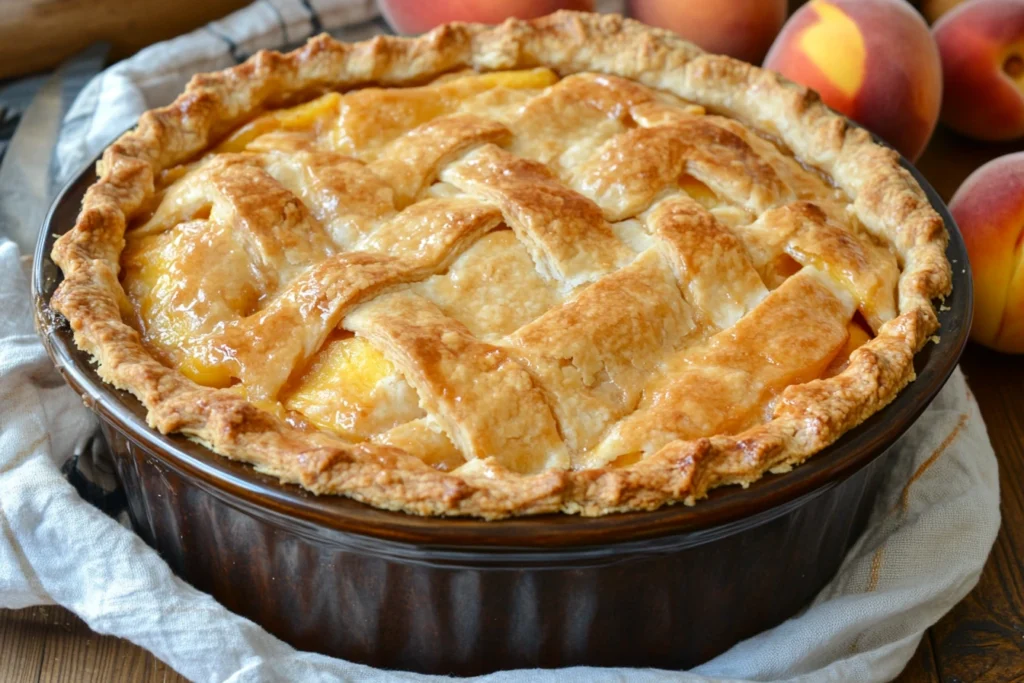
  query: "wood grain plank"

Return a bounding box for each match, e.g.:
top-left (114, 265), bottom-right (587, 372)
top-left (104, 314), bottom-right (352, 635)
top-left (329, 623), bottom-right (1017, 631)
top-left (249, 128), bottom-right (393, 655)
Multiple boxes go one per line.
top-left (0, 606), bottom-right (187, 683)
top-left (914, 123), bottom-right (1024, 683)
top-left (927, 347), bottom-right (1024, 683)
top-left (895, 631), bottom-right (941, 683)
top-left (0, 605), bottom-right (47, 682)
top-left (914, 128), bottom-right (1023, 205)
top-left (0, 0), bottom-right (253, 79)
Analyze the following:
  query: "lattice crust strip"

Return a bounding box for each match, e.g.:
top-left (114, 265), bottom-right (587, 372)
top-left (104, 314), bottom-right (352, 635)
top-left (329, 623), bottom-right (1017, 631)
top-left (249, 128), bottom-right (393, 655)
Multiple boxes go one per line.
top-left (51, 11), bottom-right (951, 518)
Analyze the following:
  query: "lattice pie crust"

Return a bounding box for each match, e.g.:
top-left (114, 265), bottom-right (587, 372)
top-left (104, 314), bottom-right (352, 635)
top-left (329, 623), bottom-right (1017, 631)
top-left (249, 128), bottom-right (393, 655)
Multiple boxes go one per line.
top-left (51, 12), bottom-right (951, 518)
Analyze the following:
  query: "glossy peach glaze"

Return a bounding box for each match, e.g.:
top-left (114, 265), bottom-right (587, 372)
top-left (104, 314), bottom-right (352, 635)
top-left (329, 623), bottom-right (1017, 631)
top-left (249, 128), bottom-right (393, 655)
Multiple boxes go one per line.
top-left (119, 68), bottom-right (883, 472)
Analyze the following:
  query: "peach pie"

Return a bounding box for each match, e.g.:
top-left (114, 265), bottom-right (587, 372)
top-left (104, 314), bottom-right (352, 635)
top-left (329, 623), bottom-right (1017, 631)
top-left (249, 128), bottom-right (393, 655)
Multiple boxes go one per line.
top-left (51, 12), bottom-right (951, 518)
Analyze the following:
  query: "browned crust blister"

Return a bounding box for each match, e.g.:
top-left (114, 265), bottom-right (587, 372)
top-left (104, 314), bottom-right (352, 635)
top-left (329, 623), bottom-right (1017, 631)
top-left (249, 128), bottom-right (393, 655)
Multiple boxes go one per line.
top-left (50, 11), bottom-right (951, 519)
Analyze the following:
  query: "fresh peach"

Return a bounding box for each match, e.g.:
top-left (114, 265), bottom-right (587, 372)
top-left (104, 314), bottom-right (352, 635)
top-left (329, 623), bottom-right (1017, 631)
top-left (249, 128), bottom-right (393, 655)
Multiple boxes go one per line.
top-left (934, 0), bottom-right (1024, 141)
top-left (764, 0), bottom-right (942, 161)
top-left (950, 152), bottom-right (1024, 353)
top-left (627, 0), bottom-right (788, 64)
top-left (378, 0), bottom-right (593, 35)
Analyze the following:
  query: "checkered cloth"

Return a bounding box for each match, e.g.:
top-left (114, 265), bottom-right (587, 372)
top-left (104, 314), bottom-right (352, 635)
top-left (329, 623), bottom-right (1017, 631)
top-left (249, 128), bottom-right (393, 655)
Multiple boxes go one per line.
top-left (0, 2), bottom-right (1001, 681)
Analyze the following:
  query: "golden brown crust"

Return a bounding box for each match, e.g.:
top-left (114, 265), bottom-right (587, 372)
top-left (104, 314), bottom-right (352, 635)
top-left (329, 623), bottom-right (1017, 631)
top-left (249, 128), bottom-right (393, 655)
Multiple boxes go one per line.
top-left (50, 11), bottom-right (951, 519)
top-left (442, 144), bottom-right (633, 284)
top-left (508, 249), bottom-right (696, 457)
top-left (648, 195), bottom-right (767, 329)
top-left (346, 291), bottom-right (569, 473)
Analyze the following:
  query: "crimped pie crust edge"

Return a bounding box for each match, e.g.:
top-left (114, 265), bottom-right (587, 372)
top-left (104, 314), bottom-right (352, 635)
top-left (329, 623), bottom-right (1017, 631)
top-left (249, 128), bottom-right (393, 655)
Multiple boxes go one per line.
top-left (50, 11), bottom-right (952, 519)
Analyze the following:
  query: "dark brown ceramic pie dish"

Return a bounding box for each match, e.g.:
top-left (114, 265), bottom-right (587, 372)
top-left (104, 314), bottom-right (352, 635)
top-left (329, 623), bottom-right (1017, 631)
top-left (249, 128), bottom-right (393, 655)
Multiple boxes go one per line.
top-left (33, 155), bottom-right (971, 675)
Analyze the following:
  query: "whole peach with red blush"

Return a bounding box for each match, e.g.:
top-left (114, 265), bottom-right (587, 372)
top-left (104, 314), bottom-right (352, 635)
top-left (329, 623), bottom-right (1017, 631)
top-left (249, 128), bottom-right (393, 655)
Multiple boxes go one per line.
top-left (379, 0), bottom-right (593, 35)
top-left (628, 0), bottom-right (788, 64)
top-left (950, 152), bottom-right (1024, 353)
top-left (934, 0), bottom-right (1024, 141)
top-left (764, 0), bottom-right (942, 161)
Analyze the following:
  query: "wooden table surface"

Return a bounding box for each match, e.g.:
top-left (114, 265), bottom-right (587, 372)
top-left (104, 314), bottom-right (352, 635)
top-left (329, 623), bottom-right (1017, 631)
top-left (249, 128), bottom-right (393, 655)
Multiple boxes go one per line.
top-left (1, 124), bottom-right (1022, 683)
top-left (0, 0), bottom-right (253, 79)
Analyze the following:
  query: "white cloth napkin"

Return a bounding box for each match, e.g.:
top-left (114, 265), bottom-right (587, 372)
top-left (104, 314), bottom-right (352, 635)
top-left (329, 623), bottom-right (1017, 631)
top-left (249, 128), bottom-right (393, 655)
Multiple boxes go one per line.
top-left (0, 2), bottom-right (1001, 681)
